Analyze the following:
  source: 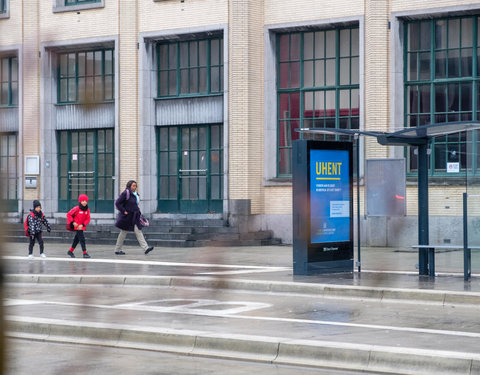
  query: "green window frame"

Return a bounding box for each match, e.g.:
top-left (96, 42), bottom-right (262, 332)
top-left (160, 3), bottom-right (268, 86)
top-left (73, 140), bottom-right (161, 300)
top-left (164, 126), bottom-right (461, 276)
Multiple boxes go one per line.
top-left (0, 56), bottom-right (18, 107)
top-left (156, 37), bottom-right (223, 98)
top-left (58, 49), bottom-right (114, 104)
top-left (65, 0), bottom-right (100, 5)
top-left (0, 133), bottom-right (18, 211)
top-left (405, 16), bottom-right (480, 176)
top-left (277, 27), bottom-right (360, 177)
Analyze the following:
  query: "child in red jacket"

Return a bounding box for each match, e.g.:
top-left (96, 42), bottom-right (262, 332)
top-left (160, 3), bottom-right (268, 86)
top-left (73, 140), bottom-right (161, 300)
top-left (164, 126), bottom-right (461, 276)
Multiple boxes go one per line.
top-left (66, 194), bottom-right (91, 258)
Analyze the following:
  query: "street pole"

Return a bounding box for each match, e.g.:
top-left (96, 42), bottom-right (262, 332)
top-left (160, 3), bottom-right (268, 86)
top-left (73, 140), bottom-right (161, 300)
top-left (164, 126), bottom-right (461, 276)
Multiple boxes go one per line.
top-left (355, 135), bottom-right (361, 272)
top-left (417, 142), bottom-right (429, 275)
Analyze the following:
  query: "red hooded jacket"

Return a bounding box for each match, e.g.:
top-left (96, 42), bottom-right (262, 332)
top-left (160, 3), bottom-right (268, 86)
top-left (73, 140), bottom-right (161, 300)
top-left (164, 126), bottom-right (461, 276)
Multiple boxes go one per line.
top-left (66, 194), bottom-right (91, 231)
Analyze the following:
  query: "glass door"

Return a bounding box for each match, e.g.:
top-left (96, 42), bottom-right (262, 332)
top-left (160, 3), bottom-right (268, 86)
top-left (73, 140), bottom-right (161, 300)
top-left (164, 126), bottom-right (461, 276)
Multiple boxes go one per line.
top-left (157, 124), bottom-right (223, 213)
top-left (58, 129), bottom-right (114, 212)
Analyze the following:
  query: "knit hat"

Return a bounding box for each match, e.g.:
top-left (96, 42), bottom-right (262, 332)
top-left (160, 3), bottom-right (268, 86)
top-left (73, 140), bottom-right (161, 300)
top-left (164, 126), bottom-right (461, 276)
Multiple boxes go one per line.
top-left (78, 194), bottom-right (89, 203)
top-left (33, 200), bottom-right (41, 209)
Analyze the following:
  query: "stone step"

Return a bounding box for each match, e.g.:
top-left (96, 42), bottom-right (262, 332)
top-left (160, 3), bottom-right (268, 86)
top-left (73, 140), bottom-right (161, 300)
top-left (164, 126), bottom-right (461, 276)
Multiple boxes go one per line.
top-left (5, 218), bottom-right (281, 247)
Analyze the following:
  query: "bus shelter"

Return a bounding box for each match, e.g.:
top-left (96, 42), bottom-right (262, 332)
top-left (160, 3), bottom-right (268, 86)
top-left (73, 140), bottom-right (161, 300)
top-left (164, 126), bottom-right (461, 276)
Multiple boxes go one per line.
top-left (298, 121), bottom-right (480, 277)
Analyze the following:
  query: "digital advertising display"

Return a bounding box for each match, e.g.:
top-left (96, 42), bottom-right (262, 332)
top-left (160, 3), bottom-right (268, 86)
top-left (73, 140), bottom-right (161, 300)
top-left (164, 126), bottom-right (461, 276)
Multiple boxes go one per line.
top-left (309, 149), bottom-right (351, 244)
top-left (292, 140), bottom-right (353, 275)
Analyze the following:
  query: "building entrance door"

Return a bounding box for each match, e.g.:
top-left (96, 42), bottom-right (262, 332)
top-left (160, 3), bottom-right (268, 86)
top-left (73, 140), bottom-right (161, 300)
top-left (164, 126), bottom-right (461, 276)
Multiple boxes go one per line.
top-left (58, 129), bottom-right (114, 213)
top-left (157, 124), bottom-right (223, 214)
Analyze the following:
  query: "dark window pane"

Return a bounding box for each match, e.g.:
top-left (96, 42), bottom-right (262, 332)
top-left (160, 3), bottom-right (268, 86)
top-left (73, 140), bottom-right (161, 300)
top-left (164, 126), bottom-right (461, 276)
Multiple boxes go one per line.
top-left (436, 20), bottom-right (447, 49)
top-left (461, 48), bottom-right (473, 76)
top-left (180, 43), bottom-right (188, 68)
top-left (435, 84), bottom-right (447, 113)
top-left (434, 143), bottom-right (446, 170)
top-left (435, 51), bottom-right (446, 78)
top-left (159, 127), bottom-right (168, 151)
top-left (419, 85), bottom-right (430, 113)
top-left (304, 33), bottom-right (314, 60)
top-left (304, 61), bottom-right (314, 87)
top-left (325, 30), bottom-right (335, 58)
top-left (448, 19), bottom-right (460, 48)
top-left (279, 35), bottom-right (289, 61)
top-left (409, 23), bottom-right (420, 50)
top-left (447, 49), bottom-right (460, 77)
top-left (290, 62), bottom-right (300, 88)
top-left (419, 52), bottom-right (430, 80)
top-left (290, 33), bottom-right (300, 60)
top-left (340, 58), bottom-right (349, 85)
top-left (211, 39), bottom-right (219, 65)
top-left (461, 83), bottom-right (472, 112)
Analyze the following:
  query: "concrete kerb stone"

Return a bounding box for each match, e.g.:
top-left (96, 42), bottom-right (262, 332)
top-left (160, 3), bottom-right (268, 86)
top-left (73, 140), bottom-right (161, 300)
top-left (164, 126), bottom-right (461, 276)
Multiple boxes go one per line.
top-left (367, 348), bottom-right (475, 375)
top-left (6, 316), bottom-right (480, 375)
top-left (117, 327), bottom-right (196, 354)
top-left (275, 340), bottom-right (371, 372)
top-left (6, 273), bottom-right (480, 306)
top-left (4, 275), bottom-right (40, 283)
top-left (471, 359), bottom-right (480, 374)
top-left (123, 275), bottom-right (172, 286)
top-left (192, 334), bottom-right (280, 362)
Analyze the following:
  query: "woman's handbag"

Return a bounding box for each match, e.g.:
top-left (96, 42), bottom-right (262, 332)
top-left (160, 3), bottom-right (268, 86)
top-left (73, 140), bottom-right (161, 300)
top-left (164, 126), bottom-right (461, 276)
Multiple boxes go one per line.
top-left (140, 215), bottom-right (149, 227)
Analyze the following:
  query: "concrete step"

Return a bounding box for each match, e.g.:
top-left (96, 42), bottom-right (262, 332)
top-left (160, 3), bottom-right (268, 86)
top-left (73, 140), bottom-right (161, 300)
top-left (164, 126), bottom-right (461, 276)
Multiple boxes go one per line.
top-left (6, 218), bottom-right (281, 247)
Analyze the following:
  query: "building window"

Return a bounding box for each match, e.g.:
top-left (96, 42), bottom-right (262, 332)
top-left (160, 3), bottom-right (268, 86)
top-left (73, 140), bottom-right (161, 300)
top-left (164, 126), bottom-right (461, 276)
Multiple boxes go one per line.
top-left (65, 0), bottom-right (100, 5)
top-left (0, 0), bottom-right (5, 14)
top-left (276, 27), bottom-right (360, 176)
top-left (0, 56), bottom-right (18, 107)
top-left (156, 37), bottom-right (223, 98)
top-left (0, 133), bottom-right (18, 211)
top-left (405, 16), bottom-right (480, 175)
top-left (58, 49), bottom-right (114, 104)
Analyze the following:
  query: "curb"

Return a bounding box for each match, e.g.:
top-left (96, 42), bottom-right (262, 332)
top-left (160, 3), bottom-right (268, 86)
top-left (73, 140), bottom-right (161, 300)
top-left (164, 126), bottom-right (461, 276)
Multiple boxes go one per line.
top-left (6, 316), bottom-right (480, 375)
top-left (6, 273), bottom-right (480, 306)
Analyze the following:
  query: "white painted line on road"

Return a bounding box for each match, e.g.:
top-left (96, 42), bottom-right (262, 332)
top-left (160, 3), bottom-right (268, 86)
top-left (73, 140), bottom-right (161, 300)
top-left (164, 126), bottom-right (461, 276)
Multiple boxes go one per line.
top-left (363, 269), bottom-right (480, 277)
top-left (6, 297), bottom-right (480, 339)
top-left (197, 268), bottom-right (290, 275)
top-left (1, 255), bottom-right (289, 271)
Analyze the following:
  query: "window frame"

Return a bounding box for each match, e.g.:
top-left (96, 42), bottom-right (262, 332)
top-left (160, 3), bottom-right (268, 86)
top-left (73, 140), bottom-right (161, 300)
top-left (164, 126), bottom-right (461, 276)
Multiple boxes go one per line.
top-left (57, 49), bottom-right (114, 105)
top-left (0, 0), bottom-right (9, 19)
top-left (53, 0), bottom-right (104, 13)
top-left (0, 132), bottom-right (18, 211)
top-left (276, 27), bottom-right (360, 177)
top-left (0, 56), bottom-right (18, 108)
top-left (404, 15), bottom-right (480, 177)
top-left (156, 37), bottom-right (224, 99)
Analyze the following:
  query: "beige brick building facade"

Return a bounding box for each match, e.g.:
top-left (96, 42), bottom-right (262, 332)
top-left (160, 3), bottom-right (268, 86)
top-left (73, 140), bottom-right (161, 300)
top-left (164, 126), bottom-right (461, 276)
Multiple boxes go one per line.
top-left (1, 0), bottom-right (480, 246)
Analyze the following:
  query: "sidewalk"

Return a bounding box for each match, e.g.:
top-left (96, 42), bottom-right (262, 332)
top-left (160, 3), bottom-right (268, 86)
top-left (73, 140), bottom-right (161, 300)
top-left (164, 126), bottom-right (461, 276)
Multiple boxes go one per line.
top-left (3, 241), bottom-right (480, 293)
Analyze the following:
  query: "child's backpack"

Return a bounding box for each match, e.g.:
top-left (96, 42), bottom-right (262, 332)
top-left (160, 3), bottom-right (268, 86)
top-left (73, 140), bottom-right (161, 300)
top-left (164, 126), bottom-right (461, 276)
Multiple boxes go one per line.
top-left (24, 211), bottom-right (44, 237)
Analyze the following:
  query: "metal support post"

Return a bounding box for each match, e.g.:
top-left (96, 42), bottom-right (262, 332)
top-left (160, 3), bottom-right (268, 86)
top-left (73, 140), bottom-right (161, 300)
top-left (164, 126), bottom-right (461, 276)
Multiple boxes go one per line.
top-left (355, 135), bottom-right (361, 272)
top-left (418, 143), bottom-right (429, 275)
top-left (463, 192), bottom-right (471, 281)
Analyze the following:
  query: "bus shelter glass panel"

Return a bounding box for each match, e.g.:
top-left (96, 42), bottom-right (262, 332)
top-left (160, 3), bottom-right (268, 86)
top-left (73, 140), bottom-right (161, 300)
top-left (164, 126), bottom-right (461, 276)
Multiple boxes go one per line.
top-left (466, 131), bottom-right (480, 275)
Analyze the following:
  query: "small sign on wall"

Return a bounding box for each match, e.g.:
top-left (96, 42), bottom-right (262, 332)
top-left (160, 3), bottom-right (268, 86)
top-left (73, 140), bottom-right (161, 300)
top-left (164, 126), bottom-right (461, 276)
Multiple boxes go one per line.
top-left (24, 156), bottom-right (40, 175)
top-left (447, 162), bottom-right (460, 173)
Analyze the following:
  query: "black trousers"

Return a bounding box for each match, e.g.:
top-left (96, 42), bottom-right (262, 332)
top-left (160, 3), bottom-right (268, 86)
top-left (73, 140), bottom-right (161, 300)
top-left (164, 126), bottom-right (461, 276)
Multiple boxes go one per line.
top-left (28, 232), bottom-right (44, 254)
top-left (71, 230), bottom-right (87, 252)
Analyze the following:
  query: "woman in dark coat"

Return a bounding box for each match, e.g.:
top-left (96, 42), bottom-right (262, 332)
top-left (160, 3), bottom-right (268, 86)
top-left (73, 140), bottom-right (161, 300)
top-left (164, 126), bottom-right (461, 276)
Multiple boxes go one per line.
top-left (114, 180), bottom-right (154, 255)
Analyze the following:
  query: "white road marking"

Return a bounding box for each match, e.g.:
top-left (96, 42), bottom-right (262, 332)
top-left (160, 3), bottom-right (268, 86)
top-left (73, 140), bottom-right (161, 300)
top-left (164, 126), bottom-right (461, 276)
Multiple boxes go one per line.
top-left (198, 268), bottom-right (289, 275)
top-left (5, 297), bottom-right (480, 339)
top-left (1, 255), bottom-right (289, 271)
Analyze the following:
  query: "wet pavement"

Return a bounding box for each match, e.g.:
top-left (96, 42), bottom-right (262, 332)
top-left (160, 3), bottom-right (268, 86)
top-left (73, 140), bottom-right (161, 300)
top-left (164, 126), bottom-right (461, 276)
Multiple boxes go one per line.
top-left (3, 242), bottom-right (480, 374)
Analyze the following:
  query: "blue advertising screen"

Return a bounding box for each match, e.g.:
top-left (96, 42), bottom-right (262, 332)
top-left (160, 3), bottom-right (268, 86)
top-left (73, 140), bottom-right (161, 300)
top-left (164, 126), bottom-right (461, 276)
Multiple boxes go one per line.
top-left (310, 149), bottom-right (351, 243)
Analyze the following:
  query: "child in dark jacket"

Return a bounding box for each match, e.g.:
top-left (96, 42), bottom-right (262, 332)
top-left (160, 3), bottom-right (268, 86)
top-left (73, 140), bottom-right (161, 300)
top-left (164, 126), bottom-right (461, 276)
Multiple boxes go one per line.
top-left (66, 194), bottom-right (91, 258)
top-left (26, 200), bottom-right (51, 259)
